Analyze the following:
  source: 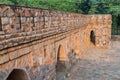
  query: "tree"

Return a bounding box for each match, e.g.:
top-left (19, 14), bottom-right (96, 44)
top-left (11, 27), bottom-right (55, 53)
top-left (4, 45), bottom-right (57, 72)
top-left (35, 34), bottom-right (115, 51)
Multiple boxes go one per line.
top-left (79, 0), bottom-right (92, 14)
top-left (9, 0), bottom-right (18, 5)
top-left (95, 1), bottom-right (109, 14)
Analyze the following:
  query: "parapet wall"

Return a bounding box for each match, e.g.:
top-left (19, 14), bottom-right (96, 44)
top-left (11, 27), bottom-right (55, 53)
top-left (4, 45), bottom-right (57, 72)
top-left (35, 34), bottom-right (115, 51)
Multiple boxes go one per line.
top-left (0, 4), bottom-right (112, 80)
top-left (0, 4), bottom-right (86, 50)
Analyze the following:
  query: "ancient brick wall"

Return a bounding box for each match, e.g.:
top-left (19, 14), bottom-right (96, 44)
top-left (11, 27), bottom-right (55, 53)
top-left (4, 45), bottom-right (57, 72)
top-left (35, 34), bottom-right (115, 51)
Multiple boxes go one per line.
top-left (84, 15), bottom-right (112, 48)
top-left (0, 4), bottom-right (112, 80)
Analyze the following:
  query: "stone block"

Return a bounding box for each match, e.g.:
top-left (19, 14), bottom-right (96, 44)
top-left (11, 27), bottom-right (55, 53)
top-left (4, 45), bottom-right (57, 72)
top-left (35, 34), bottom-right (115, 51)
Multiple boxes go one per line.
top-left (5, 34), bottom-right (12, 39)
top-left (7, 9), bottom-right (15, 17)
top-left (21, 17), bottom-right (27, 23)
top-left (0, 49), bottom-right (8, 55)
top-left (40, 17), bottom-right (44, 22)
top-left (11, 17), bottom-right (20, 24)
top-left (21, 23), bottom-right (32, 32)
top-left (29, 17), bottom-right (34, 23)
top-left (19, 47), bottom-right (31, 55)
top-left (1, 17), bottom-right (10, 24)
top-left (0, 54), bottom-right (9, 64)
top-left (2, 11), bottom-right (7, 17)
top-left (14, 24), bottom-right (21, 30)
top-left (9, 51), bottom-right (19, 60)
top-left (0, 31), bottom-right (5, 35)
top-left (0, 44), bottom-right (4, 50)
top-left (0, 35), bottom-right (5, 41)
top-left (34, 17), bottom-right (40, 22)
top-left (25, 9), bottom-right (31, 16)
top-left (45, 17), bottom-right (49, 22)
top-left (0, 41), bottom-right (6, 50)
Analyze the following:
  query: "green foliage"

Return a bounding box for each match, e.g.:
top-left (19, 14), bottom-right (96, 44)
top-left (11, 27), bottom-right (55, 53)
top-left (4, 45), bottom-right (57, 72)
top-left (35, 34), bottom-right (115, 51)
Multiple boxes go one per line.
top-left (79, 0), bottom-right (92, 14)
top-left (0, 0), bottom-right (13, 4)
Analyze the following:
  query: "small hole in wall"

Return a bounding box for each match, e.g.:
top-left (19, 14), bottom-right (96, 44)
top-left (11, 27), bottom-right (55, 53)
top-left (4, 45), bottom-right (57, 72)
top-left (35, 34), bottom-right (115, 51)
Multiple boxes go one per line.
top-left (44, 48), bottom-right (47, 58)
top-left (90, 30), bottom-right (95, 45)
top-left (0, 17), bottom-right (2, 31)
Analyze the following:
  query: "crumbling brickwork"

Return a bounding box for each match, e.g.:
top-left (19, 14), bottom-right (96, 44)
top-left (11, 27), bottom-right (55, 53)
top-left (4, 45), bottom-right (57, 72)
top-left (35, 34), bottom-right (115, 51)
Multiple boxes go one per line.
top-left (0, 4), bottom-right (112, 80)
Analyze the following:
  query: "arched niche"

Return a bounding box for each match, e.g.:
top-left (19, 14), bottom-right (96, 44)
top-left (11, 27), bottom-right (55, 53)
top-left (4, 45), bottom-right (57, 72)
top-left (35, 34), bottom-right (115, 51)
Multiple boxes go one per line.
top-left (57, 45), bottom-right (65, 61)
top-left (6, 69), bottom-right (30, 80)
top-left (90, 30), bottom-right (96, 45)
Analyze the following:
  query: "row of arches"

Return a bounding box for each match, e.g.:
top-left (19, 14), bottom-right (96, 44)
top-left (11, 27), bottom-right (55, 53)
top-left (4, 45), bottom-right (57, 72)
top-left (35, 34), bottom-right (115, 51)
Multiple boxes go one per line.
top-left (56, 30), bottom-right (96, 79)
top-left (56, 30), bottom-right (96, 61)
top-left (56, 30), bottom-right (96, 69)
top-left (6, 30), bottom-right (96, 80)
top-left (6, 45), bottom-right (67, 80)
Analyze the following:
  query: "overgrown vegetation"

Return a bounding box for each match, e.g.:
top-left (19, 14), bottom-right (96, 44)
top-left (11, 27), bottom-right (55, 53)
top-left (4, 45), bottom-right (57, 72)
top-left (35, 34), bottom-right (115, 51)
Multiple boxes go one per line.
top-left (0, 0), bottom-right (120, 34)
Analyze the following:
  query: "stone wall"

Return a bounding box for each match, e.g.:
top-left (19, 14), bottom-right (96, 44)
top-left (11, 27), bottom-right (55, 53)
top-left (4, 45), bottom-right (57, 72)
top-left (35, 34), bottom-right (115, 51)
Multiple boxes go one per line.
top-left (0, 4), bottom-right (112, 80)
top-left (84, 15), bottom-right (112, 48)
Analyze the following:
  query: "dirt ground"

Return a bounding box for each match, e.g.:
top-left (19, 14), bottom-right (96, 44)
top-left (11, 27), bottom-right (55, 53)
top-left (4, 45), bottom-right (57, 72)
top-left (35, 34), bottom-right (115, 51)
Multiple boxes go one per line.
top-left (65, 41), bottom-right (120, 80)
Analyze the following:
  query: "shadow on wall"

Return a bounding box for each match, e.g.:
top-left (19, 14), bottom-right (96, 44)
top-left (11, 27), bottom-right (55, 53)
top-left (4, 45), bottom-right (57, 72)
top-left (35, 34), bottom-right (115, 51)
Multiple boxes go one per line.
top-left (6, 69), bottom-right (30, 80)
top-left (67, 49), bottom-right (78, 69)
top-left (0, 17), bottom-right (2, 31)
top-left (56, 46), bottom-right (78, 80)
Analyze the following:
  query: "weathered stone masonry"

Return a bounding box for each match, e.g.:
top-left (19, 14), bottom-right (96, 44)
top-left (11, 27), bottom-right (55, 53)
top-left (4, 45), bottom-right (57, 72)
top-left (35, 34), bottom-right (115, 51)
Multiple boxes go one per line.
top-left (0, 4), bottom-right (112, 80)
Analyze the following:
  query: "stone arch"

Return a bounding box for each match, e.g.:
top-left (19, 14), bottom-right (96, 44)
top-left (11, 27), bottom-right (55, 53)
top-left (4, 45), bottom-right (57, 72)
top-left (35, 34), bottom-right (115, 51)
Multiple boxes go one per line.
top-left (57, 45), bottom-right (65, 61)
top-left (6, 69), bottom-right (30, 80)
top-left (90, 30), bottom-right (96, 45)
top-left (56, 45), bottom-right (67, 78)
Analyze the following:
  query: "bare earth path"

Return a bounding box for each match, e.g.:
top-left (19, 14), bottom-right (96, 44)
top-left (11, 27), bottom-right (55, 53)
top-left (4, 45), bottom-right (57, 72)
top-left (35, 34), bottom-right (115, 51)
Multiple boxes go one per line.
top-left (66, 41), bottom-right (120, 80)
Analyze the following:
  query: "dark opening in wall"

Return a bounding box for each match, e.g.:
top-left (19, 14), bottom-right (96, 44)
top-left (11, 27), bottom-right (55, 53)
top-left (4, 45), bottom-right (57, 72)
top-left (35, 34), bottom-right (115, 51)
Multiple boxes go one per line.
top-left (90, 30), bottom-right (95, 45)
top-left (56, 45), bottom-right (66, 72)
top-left (44, 48), bottom-right (47, 58)
top-left (18, 16), bottom-right (21, 30)
top-left (0, 17), bottom-right (2, 31)
top-left (6, 69), bottom-right (29, 80)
